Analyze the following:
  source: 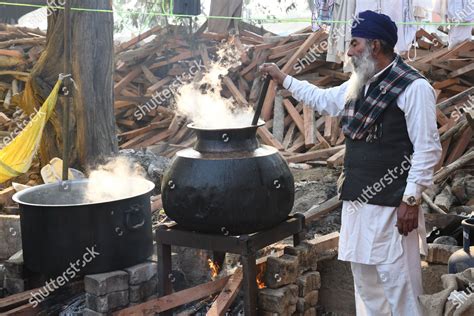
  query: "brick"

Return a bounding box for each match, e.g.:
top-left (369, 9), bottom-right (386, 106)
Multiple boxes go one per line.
top-left (84, 271), bottom-right (129, 296)
top-left (284, 242), bottom-right (316, 273)
top-left (3, 250), bottom-right (23, 278)
top-left (297, 271), bottom-right (321, 297)
top-left (426, 243), bottom-right (461, 265)
top-left (0, 215), bottom-right (22, 260)
top-left (86, 290), bottom-right (129, 313)
top-left (296, 291), bottom-right (318, 313)
top-left (129, 275), bottom-right (158, 303)
top-left (258, 284), bottom-right (298, 313)
top-left (124, 262), bottom-right (157, 285)
top-left (82, 308), bottom-right (107, 316)
top-left (264, 254), bottom-right (299, 288)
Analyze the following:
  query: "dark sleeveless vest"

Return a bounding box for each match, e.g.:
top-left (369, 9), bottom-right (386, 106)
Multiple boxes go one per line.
top-left (340, 63), bottom-right (424, 207)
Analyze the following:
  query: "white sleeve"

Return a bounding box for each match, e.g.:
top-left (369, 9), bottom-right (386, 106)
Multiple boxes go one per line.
top-left (398, 79), bottom-right (442, 199)
top-left (283, 76), bottom-right (348, 117)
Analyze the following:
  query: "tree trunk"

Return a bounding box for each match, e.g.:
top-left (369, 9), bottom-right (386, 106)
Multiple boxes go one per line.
top-left (22, 0), bottom-right (117, 171)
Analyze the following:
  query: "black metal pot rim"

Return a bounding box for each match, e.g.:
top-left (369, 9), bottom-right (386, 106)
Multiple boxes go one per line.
top-left (187, 120), bottom-right (265, 131)
top-left (12, 178), bottom-right (155, 208)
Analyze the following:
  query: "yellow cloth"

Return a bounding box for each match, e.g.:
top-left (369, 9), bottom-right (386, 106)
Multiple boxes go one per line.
top-left (0, 80), bottom-right (62, 183)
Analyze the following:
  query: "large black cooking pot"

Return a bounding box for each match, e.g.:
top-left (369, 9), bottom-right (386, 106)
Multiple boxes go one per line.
top-left (12, 178), bottom-right (155, 277)
top-left (161, 122), bottom-right (295, 235)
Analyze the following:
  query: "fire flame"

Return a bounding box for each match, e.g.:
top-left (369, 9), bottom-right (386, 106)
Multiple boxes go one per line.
top-left (256, 263), bottom-right (266, 289)
top-left (207, 259), bottom-right (220, 278)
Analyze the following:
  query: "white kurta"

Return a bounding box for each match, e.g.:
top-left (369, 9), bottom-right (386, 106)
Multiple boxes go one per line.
top-left (283, 61), bottom-right (442, 315)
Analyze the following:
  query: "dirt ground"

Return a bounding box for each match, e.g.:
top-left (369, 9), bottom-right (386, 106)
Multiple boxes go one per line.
top-left (291, 165), bottom-right (343, 237)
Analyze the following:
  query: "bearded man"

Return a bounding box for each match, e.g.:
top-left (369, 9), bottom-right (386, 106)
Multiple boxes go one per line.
top-left (261, 10), bottom-right (442, 316)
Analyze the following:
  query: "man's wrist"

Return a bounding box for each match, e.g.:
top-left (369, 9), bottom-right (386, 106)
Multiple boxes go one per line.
top-left (402, 195), bottom-right (421, 206)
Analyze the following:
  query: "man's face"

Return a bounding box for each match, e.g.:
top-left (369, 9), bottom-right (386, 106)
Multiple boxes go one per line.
top-left (348, 37), bottom-right (373, 70)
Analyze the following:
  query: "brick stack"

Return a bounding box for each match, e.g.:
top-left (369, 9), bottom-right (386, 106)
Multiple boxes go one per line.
top-left (83, 261), bottom-right (158, 315)
top-left (259, 242), bottom-right (321, 315)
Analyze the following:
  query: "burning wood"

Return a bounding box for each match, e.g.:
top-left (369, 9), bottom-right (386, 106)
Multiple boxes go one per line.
top-left (207, 259), bottom-right (221, 279)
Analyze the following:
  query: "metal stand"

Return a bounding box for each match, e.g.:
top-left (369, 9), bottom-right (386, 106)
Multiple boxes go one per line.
top-left (156, 214), bottom-right (305, 316)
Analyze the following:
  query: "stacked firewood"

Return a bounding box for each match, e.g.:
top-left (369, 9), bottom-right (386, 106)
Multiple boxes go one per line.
top-left (0, 24), bottom-right (46, 149)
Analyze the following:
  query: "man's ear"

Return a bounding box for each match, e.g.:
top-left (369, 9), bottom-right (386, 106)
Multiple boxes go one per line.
top-left (372, 40), bottom-right (381, 56)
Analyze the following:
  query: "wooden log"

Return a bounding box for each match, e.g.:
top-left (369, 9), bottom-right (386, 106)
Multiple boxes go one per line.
top-left (422, 192), bottom-right (447, 215)
top-left (437, 87), bottom-right (474, 111)
top-left (304, 196), bottom-right (342, 223)
top-left (116, 25), bottom-right (162, 53)
top-left (222, 77), bottom-right (248, 106)
top-left (287, 145), bottom-right (345, 163)
top-left (113, 276), bottom-right (231, 316)
top-left (261, 31), bottom-right (326, 120)
top-left (206, 268), bottom-right (243, 316)
top-left (303, 104), bottom-right (316, 148)
top-left (326, 148), bottom-right (346, 168)
top-left (434, 149), bottom-right (474, 184)
top-left (448, 63), bottom-right (474, 78)
top-left (434, 186), bottom-right (455, 212)
top-left (282, 123), bottom-right (296, 149)
top-left (283, 99), bottom-right (304, 135)
top-left (257, 127), bottom-right (284, 151)
top-left (445, 126), bottom-right (473, 164)
top-left (306, 232), bottom-right (340, 253)
top-left (273, 93), bottom-right (285, 142)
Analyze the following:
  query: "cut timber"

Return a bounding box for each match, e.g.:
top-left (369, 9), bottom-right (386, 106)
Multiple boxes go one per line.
top-left (422, 192), bottom-right (447, 215)
top-left (273, 93), bottom-right (285, 142)
top-left (304, 196), bottom-right (342, 223)
top-left (287, 145), bottom-right (345, 163)
top-left (206, 268), bottom-right (243, 316)
top-left (303, 104), bottom-right (316, 148)
top-left (437, 87), bottom-right (474, 111)
top-left (113, 276), bottom-right (231, 316)
top-left (434, 150), bottom-right (474, 184)
top-left (283, 99), bottom-right (305, 135)
top-left (307, 232), bottom-right (340, 253)
top-left (448, 63), bottom-right (474, 78)
top-left (257, 127), bottom-right (284, 151)
top-left (326, 148), bottom-right (345, 168)
top-left (433, 78), bottom-right (460, 90)
top-left (114, 67), bottom-right (142, 95)
top-left (116, 25), bottom-right (161, 53)
top-left (445, 126), bottom-right (473, 164)
top-left (132, 130), bottom-right (171, 148)
top-left (261, 31), bottom-right (326, 120)
top-left (222, 77), bottom-right (248, 106)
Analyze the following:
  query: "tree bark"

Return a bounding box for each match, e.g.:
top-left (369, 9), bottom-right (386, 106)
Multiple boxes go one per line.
top-left (22, 0), bottom-right (117, 171)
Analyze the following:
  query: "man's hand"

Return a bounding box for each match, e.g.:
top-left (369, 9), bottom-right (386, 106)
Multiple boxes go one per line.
top-left (259, 63), bottom-right (287, 86)
top-left (396, 202), bottom-right (419, 236)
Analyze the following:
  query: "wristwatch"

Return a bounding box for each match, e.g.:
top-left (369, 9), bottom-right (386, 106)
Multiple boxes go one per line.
top-left (402, 195), bottom-right (421, 206)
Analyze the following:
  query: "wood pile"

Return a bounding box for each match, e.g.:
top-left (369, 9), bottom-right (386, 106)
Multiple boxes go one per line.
top-left (0, 24), bottom-right (45, 149)
top-left (0, 23), bottom-right (472, 193)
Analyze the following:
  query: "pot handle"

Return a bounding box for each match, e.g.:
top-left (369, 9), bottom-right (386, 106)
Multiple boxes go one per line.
top-left (125, 204), bottom-right (146, 231)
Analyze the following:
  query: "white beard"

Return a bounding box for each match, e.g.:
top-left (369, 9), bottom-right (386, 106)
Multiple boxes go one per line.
top-left (345, 47), bottom-right (377, 103)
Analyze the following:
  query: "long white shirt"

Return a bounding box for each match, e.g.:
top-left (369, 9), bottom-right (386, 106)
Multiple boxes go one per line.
top-left (283, 62), bottom-right (442, 264)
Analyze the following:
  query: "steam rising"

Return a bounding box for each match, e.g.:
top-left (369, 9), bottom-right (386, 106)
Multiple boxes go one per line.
top-left (84, 157), bottom-right (149, 203)
top-left (175, 41), bottom-right (255, 129)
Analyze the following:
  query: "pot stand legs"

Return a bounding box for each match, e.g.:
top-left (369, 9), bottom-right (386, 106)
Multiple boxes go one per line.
top-left (156, 214), bottom-right (305, 316)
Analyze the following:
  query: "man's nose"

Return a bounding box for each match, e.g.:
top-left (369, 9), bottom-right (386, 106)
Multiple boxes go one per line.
top-left (347, 48), bottom-right (354, 58)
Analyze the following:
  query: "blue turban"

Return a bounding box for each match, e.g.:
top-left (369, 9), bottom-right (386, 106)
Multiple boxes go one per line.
top-left (351, 10), bottom-right (398, 48)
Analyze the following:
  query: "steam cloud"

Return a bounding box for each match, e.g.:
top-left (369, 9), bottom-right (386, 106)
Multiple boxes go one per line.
top-left (84, 157), bottom-right (149, 204)
top-left (174, 41), bottom-right (255, 129)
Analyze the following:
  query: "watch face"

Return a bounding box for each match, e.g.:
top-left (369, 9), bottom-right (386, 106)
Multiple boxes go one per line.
top-left (408, 196), bottom-right (416, 205)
